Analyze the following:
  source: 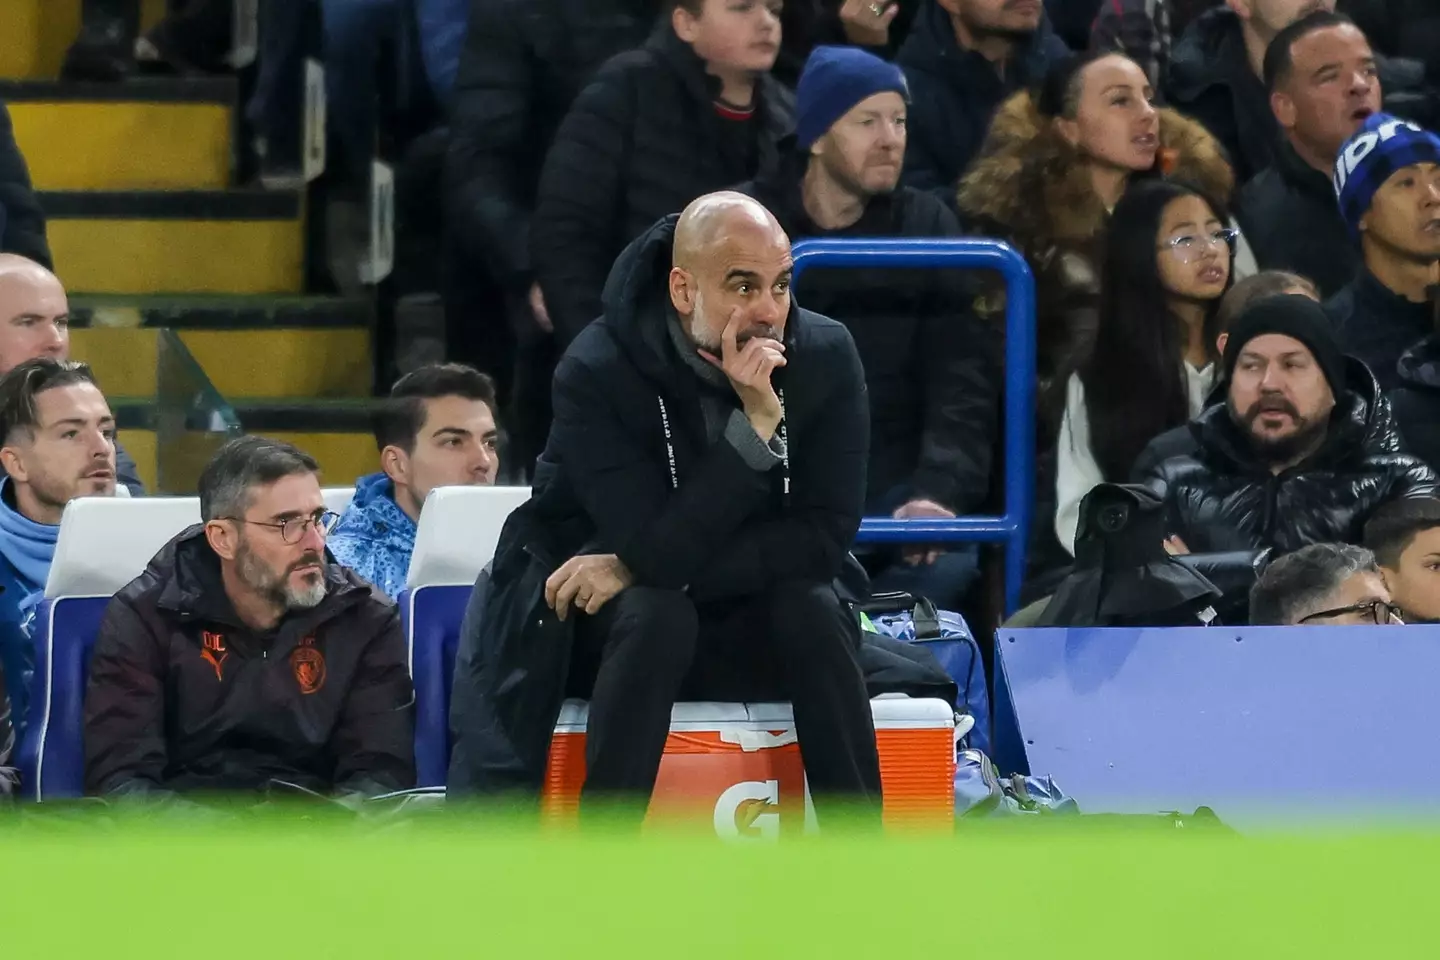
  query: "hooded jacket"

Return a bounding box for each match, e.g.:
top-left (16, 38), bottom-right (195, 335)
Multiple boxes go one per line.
top-left (83, 526), bottom-right (416, 800)
top-left (1136, 369), bottom-right (1437, 559)
top-left (531, 27), bottom-right (795, 345)
top-left (327, 473), bottom-right (417, 599)
top-left (1236, 139), bottom-right (1359, 298)
top-left (447, 214), bottom-right (869, 794)
top-left (1326, 270), bottom-right (1440, 394)
top-left (1393, 334), bottom-right (1440, 470)
top-left (897, 0), bottom-right (1070, 201)
top-left (739, 152), bottom-right (1000, 515)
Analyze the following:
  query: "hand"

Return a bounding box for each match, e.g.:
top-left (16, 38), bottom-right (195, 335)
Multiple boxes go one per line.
top-left (839, 0), bottom-right (899, 46)
top-left (544, 554), bottom-right (633, 621)
top-left (697, 308), bottom-right (786, 439)
top-left (528, 281), bottom-right (553, 334)
top-left (1164, 535), bottom-right (1190, 557)
top-left (894, 498), bottom-right (955, 566)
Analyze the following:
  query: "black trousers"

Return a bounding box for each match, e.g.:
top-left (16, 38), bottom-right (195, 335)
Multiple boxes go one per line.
top-left (571, 581), bottom-right (883, 826)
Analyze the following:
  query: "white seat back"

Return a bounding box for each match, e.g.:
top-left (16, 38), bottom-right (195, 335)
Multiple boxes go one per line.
top-left (406, 485), bottom-right (530, 588)
top-left (322, 486), bottom-right (355, 515)
top-left (46, 496), bottom-right (202, 598)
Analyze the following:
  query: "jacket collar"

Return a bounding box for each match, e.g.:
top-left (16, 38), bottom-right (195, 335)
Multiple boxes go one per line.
top-left (749, 148), bottom-right (901, 239)
top-left (1272, 138), bottom-right (1340, 201)
top-left (1190, 373), bottom-right (1378, 474)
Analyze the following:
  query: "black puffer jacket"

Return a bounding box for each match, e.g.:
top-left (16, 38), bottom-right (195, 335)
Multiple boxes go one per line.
top-left (1137, 372), bottom-right (1438, 558)
top-left (444, 0), bottom-right (661, 293)
top-left (897, 0), bottom-right (1069, 201)
top-left (1326, 270), bottom-right (1440, 394)
top-left (739, 153), bottom-right (1000, 514)
top-left (531, 27), bottom-right (795, 345)
top-left (1236, 140), bottom-right (1358, 298)
top-left (1393, 335), bottom-right (1440, 471)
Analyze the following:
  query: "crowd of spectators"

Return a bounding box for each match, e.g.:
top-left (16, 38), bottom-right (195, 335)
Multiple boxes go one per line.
top-left (2, 0), bottom-right (1440, 815)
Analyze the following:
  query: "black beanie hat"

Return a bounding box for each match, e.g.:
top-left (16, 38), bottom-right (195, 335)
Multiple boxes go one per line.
top-left (1222, 294), bottom-right (1345, 394)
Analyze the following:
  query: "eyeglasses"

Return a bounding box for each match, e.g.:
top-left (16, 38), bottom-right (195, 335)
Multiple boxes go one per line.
top-left (1298, 599), bottom-right (1405, 626)
top-left (223, 509), bottom-right (340, 544)
top-left (1161, 227), bottom-right (1240, 263)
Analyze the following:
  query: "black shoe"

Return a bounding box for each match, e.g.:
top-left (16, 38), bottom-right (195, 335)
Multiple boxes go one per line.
top-left (60, 15), bottom-right (136, 82)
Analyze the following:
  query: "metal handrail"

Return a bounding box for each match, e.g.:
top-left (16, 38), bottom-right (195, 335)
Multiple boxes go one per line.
top-left (790, 238), bottom-right (1037, 615)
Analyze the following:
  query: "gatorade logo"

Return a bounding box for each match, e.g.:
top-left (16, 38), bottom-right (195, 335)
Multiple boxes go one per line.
top-left (713, 780), bottom-right (782, 840)
top-left (1334, 118), bottom-right (1423, 193)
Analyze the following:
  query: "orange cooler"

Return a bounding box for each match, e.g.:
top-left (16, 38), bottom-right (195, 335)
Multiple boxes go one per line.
top-left (541, 697), bottom-right (956, 836)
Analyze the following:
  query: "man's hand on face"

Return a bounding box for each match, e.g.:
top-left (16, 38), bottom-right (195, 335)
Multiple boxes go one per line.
top-left (893, 498), bottom-right (955, 566)
top-left (544, 554), bottom-right (634, 621)
top-left (698, 308), bottom-right (786, 441)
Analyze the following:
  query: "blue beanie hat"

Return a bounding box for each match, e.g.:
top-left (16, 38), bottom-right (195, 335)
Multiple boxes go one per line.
top-left (795, 46), bottom-right (909, 150)
top-left (1334, 113), bottom-right (1440, 240)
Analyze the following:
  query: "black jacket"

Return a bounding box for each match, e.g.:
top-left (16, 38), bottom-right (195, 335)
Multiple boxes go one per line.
top-left (449, 215), bottom-right (869, 793)
top-left (1341, 0), bottom-right (1440, 91)
top-left (897, 0), bottom-right (1069, 201)
top-left (1326, 270), bottom-right (1439, 394)
top-left (1236, 140), bottom-right (1358, 298)
top-left (444, 0), bottom-right (662, 293)
top-left (84, 526), bottom-right (416, 800)
top-left (739, 155), bottom-right (1000, 514)
top-left (0, 102), bottom-right (50, 269)
top-left (1136, 372), bottom-right (1438, 559)
top-left (531, 29), bottom-right (795, 345)
top-left (1394, 335), bottom-right (1440, 471)
top-left (1165, 8), bottom-right (1276, 186)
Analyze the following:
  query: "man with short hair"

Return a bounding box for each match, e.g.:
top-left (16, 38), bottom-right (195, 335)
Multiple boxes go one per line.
top-left (0, 254), bottom-right (142, 493)
top-left (740, 45), bottom-right (999, 609)
top-left (1237, 11), bottom-right (1380, 296)
top-left (0, 358), bottom-right (117, 741)
top-left (1326, 113), bottom-right (1440, 393)
top-left (1248, 541), bottom-right (1400, 624)
top-left (532, 0), bottom-right (795, 345)
top-left (329, 363), bottom-right (501, 598)
top-left (897, 0), bottom-right (1068, 198)
top-left (450, 193), bottom-right (882, 823)
top-left (1138, 295), bottom-right (1436, 607)
top-left (1363, 497), bottom-right (1440, 622)
top-left (84, 436), bottom-right (416, 802)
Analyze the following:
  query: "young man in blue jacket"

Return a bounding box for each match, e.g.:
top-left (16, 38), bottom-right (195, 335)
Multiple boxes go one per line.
top-left (328, 363), bottom-right (501, 597)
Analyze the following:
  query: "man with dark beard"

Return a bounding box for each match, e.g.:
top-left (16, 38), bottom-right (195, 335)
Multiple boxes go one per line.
top-left (84, 437), bottom-right (415, 804)
top-left (448, 192), bottom-right (882, 825)
top-left (1136, 295), bottom-right (1436, 613)
top-left (740, 45), bottom-right (999, 610)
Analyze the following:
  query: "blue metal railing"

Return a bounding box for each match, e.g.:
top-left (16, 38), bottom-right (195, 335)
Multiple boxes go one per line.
top-left (790, 238), bottom-right (1037, 615)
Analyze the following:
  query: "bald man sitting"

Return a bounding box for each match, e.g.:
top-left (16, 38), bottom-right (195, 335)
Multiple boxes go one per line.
top-left (0, 255), bottom-right (141, 494)
top-left (449, 192), bottom-right (881, 824)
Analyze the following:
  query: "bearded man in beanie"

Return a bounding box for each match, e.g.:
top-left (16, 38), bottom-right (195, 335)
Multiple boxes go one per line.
top-left (1137, 294), bottom-right (1435, 611)
top-left (739, 46), bottom-right (1000, 610)
top-left (1325, 113), bottom-right (1440, 392)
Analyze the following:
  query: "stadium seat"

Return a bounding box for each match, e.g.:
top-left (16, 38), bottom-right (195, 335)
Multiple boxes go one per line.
top-left (322, 486), bottom-right (355, 515)
top-left (19, 497), bottom-right (202, 800)
top-left (399, 485), bottom-right (530, 786)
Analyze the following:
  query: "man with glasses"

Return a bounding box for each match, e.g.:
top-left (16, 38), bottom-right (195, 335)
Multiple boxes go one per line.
top-left (1249, 541), bottom-right (1403, 624)
top-left (84, 436), bottom-right (415, 804)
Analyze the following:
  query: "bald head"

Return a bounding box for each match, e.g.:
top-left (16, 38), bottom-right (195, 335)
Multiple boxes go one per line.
top-left (668, 192), bottom-right (794, 354)
top-left (0, 256), bottom-right (68, 375)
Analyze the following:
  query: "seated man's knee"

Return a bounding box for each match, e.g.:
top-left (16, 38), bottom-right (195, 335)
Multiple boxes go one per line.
top-left (601, 586), bottom-right (699, 666)
top-left (768, 580), bottom-right (850, 649)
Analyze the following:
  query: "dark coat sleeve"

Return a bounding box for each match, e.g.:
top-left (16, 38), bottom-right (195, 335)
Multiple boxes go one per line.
top-left (1385, 456), bottom-right (1440, 502)
top-left (329, 607), bottom-right (417, 797)
top-left (444, 0), bottom-right (537, 290)
top-left (83, 597), bottom-right (174, 798)
top-left (908, 202), bottom-right (999, 513)
top-left (115, 440), bottom-right (145, 495)
top-left (686, 328), bottom-right (870, 601)
top-left (531, 63), bottom-right (637, 345)
top-left (0, 102), bottom-right (51, 269)
top-left (550, 352), bottom-right (776, 590)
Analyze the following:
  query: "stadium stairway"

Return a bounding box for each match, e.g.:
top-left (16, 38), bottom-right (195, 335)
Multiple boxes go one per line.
top-left (0, 4), bottom-right (377, 492)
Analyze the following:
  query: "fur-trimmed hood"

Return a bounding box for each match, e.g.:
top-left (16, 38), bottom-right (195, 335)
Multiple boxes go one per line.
top-left (957, 91), bottom-right (1235, 253)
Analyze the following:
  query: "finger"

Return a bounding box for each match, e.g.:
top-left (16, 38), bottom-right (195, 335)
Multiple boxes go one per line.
top-left (697, 348), bottom-right (721, 368)
top-left (553, 571), bottom-right (586, 621)
top-left (925, 549), bottom-right (942, 565)
top-left (721, 307), bottom-right (742, 362)
top-left (544, 565), bottom-right (571, 609)
top-left (583, 589), bottom-right (611, 615)
top-left (882, 4), bottom-right (899, 24)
